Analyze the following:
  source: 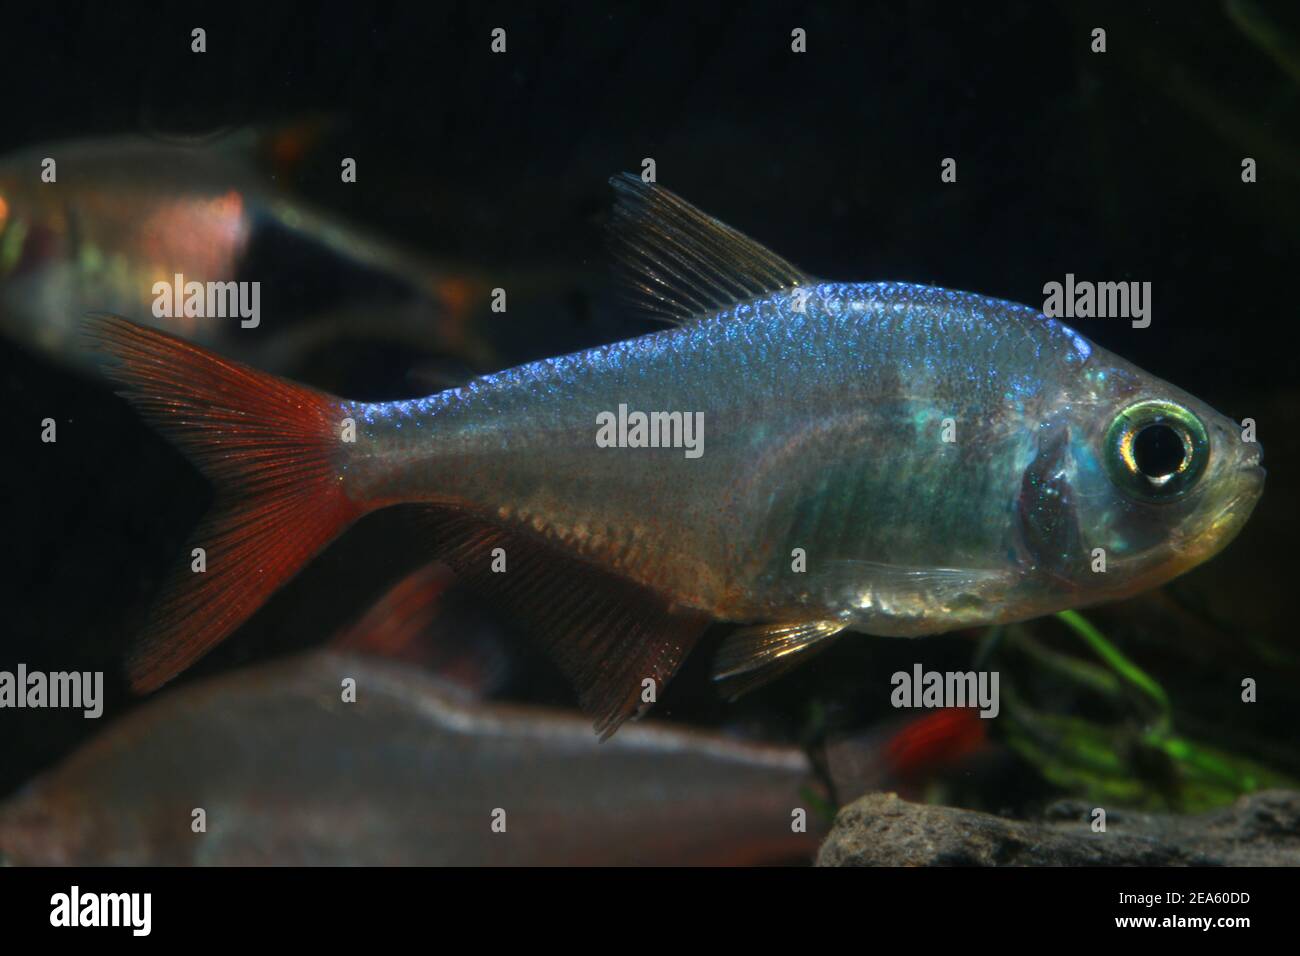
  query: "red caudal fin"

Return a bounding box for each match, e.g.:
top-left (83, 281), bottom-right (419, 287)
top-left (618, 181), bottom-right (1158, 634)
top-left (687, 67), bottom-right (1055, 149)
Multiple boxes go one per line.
top-left (85, 315), bottom-right (364, 692)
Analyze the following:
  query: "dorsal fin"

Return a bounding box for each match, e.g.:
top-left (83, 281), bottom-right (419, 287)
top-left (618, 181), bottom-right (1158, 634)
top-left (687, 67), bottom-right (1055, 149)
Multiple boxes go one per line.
top-left (608, 173), bottom-right (812, 325)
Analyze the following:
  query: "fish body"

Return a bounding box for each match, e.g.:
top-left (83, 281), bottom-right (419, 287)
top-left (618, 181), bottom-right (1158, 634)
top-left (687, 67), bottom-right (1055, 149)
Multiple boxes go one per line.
top-left (350, 284), bottom-right (1079, 625)
top-left (89, 175), bottom-right (1264, 735)
top-left (348, 278), bottom-right (1260, 631)
top-left (0, 652), bottom-right (818, 866)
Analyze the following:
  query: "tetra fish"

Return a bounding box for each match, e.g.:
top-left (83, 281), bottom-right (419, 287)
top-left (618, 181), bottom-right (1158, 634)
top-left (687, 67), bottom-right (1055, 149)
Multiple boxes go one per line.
top-left (0, 128), bottom-right (498, 372)
top-left (0, 651), bottom-right (819, 866)
top-left (87, 174), bottom-right (1264, 737)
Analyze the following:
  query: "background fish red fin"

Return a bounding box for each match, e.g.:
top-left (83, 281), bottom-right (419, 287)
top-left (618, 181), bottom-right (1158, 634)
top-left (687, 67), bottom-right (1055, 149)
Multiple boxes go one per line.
top-left (331, 561), bottom-right (457, 661)
top-left (825, 708), bottom-right (990, 804)
top-left (329, 560), bottom-right (510, 696)
top-left (883, 706), bottom-right (988, 778)
top-left (84, 314), bottom-right (364, 692)
top-left (608, 172), bottom-right (812, 325)
top-left (421, 509), bottom-right (711, 739)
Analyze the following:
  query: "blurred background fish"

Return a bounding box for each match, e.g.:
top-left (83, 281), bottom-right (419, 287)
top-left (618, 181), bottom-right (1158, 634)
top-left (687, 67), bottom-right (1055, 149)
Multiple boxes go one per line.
top-left (0, 560), bottom-right (829, 865)
top-left (0, 125), bottom-right (507, 375)
top-left (0, 648), bottom-right (824, 866)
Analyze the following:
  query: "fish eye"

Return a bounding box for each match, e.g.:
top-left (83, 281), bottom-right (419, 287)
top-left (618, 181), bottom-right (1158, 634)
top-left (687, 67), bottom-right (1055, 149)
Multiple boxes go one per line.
top-left (1103, 400), bottom-right (1209, 500)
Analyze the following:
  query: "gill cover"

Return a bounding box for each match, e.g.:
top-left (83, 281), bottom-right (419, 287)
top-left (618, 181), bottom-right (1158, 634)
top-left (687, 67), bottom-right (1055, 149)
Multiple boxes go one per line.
top-left (1018, 420), bottom-right (1086, 582)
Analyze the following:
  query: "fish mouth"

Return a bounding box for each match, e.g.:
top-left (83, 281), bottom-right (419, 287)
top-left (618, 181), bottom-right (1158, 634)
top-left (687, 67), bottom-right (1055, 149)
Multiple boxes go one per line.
top-left (1163, 464), bottom-right (1264, 564)
top-left (1184, 465), bottom-right (1265, 556)
top-left (1224, 464), bottom-right (1266, 516)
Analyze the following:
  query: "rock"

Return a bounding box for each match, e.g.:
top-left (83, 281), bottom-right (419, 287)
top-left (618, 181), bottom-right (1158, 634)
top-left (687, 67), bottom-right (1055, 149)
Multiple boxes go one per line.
top-left (816, 790), bottom-right (1300, 866)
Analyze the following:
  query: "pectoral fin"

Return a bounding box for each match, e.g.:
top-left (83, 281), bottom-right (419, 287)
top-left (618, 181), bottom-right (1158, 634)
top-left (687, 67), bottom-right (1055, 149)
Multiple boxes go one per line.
top-left (712, 618), bottom-right (850, 701)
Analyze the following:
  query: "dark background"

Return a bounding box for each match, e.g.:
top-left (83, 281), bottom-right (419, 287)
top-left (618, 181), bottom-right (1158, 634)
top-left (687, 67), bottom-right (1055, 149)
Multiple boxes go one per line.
top-left (2, 1), bottom-right (1297, 801)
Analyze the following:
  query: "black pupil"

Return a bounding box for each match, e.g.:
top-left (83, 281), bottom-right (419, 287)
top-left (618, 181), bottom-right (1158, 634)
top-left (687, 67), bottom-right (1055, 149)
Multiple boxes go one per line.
top-left (1134, 424), bottom-right (1186, 478)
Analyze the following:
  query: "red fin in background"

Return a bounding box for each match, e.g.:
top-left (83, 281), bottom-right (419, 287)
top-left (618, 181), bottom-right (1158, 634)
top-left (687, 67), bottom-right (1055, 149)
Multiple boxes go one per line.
top-left (422, 511), bottom-right (712, 740)
top-left (85, 314), bottom-right (364, 693)
top-left (257, 115), bottom-right (335, 181)
top-left (826, 707), bottom-right (989, 804)
top-left (883, 706), bottom-right (988, 780)
top-left (330, 560), bottom-right (510, 696)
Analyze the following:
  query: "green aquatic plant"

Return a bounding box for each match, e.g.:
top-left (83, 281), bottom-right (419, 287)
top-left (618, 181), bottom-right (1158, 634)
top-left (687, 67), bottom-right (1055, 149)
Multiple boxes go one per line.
top-left (1225, 0), bottom-right (1300, 85)
top-left (996, 611), bottom-right (1297, 813)
top-left (1054, 610), bottom-right (1171, 724)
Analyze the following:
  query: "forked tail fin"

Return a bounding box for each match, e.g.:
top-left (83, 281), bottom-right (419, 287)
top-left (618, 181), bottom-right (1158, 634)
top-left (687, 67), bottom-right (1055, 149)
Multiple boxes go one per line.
top-left (85, 315), bottom-right (365, 692)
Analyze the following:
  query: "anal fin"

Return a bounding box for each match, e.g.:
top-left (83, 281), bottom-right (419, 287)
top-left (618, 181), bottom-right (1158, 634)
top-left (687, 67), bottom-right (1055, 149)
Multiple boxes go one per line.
top-left (712, 618), bottom-right (849, 701)
top-left (424, 511), bottom-right (712, 739)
